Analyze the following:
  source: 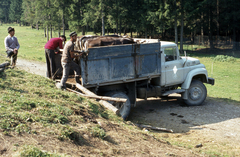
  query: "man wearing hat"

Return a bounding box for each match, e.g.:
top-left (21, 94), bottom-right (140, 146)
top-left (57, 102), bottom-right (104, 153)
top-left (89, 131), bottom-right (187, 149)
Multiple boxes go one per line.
top-left (56, 31), bottom-right (83, 89)
top-left (4, 27), bottom-right (20, 67)
top-left (44, 35), bottom-right (66, 80)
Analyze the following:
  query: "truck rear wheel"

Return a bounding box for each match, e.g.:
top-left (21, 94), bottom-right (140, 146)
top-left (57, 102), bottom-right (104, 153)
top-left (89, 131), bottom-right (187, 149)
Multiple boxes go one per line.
top-left (183, 80), bottom-right (207, 106)
top-left (107, 91), bottom-right (131, 120)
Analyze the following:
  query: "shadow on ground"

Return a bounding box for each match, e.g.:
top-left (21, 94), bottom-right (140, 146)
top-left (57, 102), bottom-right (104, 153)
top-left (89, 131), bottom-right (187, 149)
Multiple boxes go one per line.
top-left (128, 95), bottom-right (240, 133)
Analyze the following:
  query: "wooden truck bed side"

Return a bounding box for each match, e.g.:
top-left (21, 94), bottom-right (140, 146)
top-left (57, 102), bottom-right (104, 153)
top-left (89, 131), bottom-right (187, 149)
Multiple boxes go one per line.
top-left (80, 41), bottom-right (161, 88)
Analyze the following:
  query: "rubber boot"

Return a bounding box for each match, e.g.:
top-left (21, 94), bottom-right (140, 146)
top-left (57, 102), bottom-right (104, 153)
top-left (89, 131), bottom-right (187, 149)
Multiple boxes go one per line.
top-left (75, 76), bottom-right (81, 84)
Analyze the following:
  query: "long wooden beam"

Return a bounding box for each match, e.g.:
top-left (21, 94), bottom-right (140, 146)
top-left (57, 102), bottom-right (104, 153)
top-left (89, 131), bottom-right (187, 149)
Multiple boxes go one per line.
top-left (66, 88), bottom-right (127, 102)
top-left (75, 83), bottom-right (120, 116)
top-left (0, 62), bottom-right (10, 68)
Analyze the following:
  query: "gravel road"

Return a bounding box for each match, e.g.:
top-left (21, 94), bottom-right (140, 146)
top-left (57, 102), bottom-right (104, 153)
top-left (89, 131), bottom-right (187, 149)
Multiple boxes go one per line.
top-left (16, 58), bottom-right (47, 77)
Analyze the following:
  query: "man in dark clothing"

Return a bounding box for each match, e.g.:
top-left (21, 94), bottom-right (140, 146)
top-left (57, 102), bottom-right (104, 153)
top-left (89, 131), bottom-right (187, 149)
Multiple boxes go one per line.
top-left (44, 35), bottom-right (66, 79)
top-left (4, 27), bottom-right (20, 67)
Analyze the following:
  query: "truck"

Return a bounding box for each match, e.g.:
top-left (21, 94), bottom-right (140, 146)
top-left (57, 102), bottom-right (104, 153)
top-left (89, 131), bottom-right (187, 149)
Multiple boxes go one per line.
top-left (65, 38), bottom-right (214, 119)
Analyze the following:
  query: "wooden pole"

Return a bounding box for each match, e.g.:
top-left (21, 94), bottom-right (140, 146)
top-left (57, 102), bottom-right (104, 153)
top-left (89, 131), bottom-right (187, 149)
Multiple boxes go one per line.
top-left (76, 83), bottom-right (96, 96)
top-left (75, 83), bottom-right (120, 116)
top-left (0, 62), bottom-right (10, 68)
top-left (134, 123), bottom-right (173, 133)
top-left (66, 88), bottom-right (127, 102)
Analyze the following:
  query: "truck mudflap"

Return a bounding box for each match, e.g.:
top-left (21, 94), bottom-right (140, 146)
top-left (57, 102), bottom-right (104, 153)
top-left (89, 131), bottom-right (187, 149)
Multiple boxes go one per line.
top-left (207, 77), bottom-right (215, 85)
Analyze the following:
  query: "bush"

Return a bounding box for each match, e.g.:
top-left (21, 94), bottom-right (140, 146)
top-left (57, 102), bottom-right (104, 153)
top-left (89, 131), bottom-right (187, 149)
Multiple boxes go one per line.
top-left (90, 125), bottom-right (106, 139)
top-left (18, 145), bottom-right (61, 157)
top-left (58, 126), bottom-right (79, 141)
top-left (212, 55), bottom-right (236, 62)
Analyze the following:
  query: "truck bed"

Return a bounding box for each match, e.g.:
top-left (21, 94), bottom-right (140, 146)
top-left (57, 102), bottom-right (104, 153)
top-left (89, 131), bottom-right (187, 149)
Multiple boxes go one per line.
top-left (80, 39), bottom-right (162, 88)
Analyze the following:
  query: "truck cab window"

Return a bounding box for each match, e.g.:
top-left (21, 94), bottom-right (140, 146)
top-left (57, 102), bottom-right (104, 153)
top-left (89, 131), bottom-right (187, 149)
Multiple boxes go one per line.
top-left (164, 47), bottom-right (177, 62)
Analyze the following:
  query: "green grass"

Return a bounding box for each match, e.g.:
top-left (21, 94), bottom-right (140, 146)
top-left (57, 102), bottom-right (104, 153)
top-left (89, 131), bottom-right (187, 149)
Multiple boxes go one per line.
top-left (14, 145), bottom-right (63, 157)
top-left (0, 62), bottom-right (119, 155)
top-left (186, 53), bottom-right (240, 102)
top-left (0, 54), bottom-right (117, 134)
top-left (0, 24), bottom-right (80, 62)
top-left (90, 125), bottom-right (106, 139)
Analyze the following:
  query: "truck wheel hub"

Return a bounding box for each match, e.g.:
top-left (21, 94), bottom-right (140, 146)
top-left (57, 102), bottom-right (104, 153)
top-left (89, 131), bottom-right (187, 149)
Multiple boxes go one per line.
top-left (189, 87), bottom-right (202, 100)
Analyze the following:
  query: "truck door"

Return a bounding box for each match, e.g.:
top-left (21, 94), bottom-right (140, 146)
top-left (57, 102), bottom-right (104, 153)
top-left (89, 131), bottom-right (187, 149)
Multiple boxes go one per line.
top-left (163, 47), bottom-right (184, 86)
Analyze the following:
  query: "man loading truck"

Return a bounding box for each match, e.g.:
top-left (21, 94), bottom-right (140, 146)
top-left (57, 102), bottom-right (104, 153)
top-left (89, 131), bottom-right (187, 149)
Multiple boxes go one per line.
top-left (45, 35), bottom-right (66, 80)
top-left (56, 31), bottom-right (83, 90)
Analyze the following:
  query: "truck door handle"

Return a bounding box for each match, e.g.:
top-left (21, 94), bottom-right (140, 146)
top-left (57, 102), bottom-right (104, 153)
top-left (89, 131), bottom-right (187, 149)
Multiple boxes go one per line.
top-left (165, 65), bottom-right (169, 68)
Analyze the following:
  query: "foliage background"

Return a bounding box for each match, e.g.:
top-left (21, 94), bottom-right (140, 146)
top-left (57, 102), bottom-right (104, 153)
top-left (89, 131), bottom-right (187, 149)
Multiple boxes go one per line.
top-left (1, 0), bottom-right (240, 51)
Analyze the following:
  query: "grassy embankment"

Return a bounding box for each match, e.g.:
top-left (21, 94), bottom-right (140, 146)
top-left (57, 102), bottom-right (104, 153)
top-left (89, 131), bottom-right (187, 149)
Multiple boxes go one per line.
top-left (0, 24), bottom-right (239, 156)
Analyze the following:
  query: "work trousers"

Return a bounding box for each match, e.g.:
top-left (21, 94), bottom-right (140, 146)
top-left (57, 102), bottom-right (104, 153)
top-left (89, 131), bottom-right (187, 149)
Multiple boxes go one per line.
top-left (45, 49), bottom-right (56, 79)
top-left (60, 61), bottom-right (81, 88)
top-left (6, 51), bottom-right (17, 66)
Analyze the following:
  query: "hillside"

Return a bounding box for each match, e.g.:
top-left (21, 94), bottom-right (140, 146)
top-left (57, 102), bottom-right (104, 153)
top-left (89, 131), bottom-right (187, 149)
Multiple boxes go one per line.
top-left (0, 55), bottom-right (201, 157)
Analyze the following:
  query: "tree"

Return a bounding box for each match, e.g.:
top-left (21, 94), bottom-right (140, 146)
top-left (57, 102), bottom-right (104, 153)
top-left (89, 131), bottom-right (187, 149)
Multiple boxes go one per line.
top-left (0, 0), bottom-right (11, 23)
top-left (21, 0), bottom-right (36, 26)
top-left (67, 0), bottom-right (86, 34)
top-left (9, 0), bottom-right (23, 23)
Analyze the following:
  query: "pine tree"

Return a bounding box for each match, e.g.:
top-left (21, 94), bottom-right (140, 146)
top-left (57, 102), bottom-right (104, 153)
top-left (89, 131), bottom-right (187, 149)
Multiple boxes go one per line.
top-left (9, 0), bottom-right (23, 23)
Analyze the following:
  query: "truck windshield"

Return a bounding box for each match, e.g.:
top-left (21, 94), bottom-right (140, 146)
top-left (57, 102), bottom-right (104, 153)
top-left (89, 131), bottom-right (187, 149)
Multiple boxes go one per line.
top-left (164, 47), bottom-right (177, 62)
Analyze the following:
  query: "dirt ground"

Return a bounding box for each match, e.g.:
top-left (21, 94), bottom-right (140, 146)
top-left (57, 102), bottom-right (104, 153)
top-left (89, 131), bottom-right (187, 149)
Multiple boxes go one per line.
top-left (129, 96), bottom-right (240, 156)
top-left (10, 58), bottom-right (240, 156)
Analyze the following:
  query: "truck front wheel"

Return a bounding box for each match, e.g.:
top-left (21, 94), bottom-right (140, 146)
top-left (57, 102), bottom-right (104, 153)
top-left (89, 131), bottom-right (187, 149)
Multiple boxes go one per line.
top-left (107, 91), bottom-right (131, 120)
top-left (183, 80), bottom-right (207, 106)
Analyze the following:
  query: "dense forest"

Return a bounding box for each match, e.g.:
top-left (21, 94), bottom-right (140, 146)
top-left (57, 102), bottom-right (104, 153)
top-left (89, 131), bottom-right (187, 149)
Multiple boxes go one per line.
top-left (1, 0), bottom-right (240, 51)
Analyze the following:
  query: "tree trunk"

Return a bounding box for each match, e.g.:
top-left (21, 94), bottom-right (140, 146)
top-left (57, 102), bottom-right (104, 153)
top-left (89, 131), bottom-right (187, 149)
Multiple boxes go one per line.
top-left (208, 5), bottom-right (214, 49)
top-left (201, 12), bottom-right (204, 45)
top-left (44, 27), bottom-right (46, 38)
top-left (233, 27), bottom-right (236, 50)
top-left (47, 25), bottom-right (49, 41)
top-left (174, 0), bottom-right (178, 45)
top-left (79, 0), bottom-right (85, 35)
top-left (62, 13), bottom-right (65, 36)
top-left (5, 8), bottom-right (8, 23)
top-left (36, 22), bottom-right (39, 30)
top-left (119, 18), bottom-right (121, 35)
top-left (180, 0), bottom-right (184, 54)
top-left (116, 0), bottom-right (118, 35)
top-left (216, 0), bottom-right (220, 46)
top-left (58, 21), bottom-right (60, 37)
top-left (50, 25), bottom-right (52, 39)
top-left (102, 10), bottom-right (105, 36)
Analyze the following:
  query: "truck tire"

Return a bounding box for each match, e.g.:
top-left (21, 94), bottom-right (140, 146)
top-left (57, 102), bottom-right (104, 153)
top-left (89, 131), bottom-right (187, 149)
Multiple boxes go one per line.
top-left (183, 80), bottom-right (207, 106)
top-left (107, 91), bottom-right (131, 120)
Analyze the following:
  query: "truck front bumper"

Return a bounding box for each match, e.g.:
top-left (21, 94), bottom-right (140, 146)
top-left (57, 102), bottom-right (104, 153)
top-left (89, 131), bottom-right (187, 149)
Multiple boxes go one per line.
top-left (207, 77), bottom-right (215, 85)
